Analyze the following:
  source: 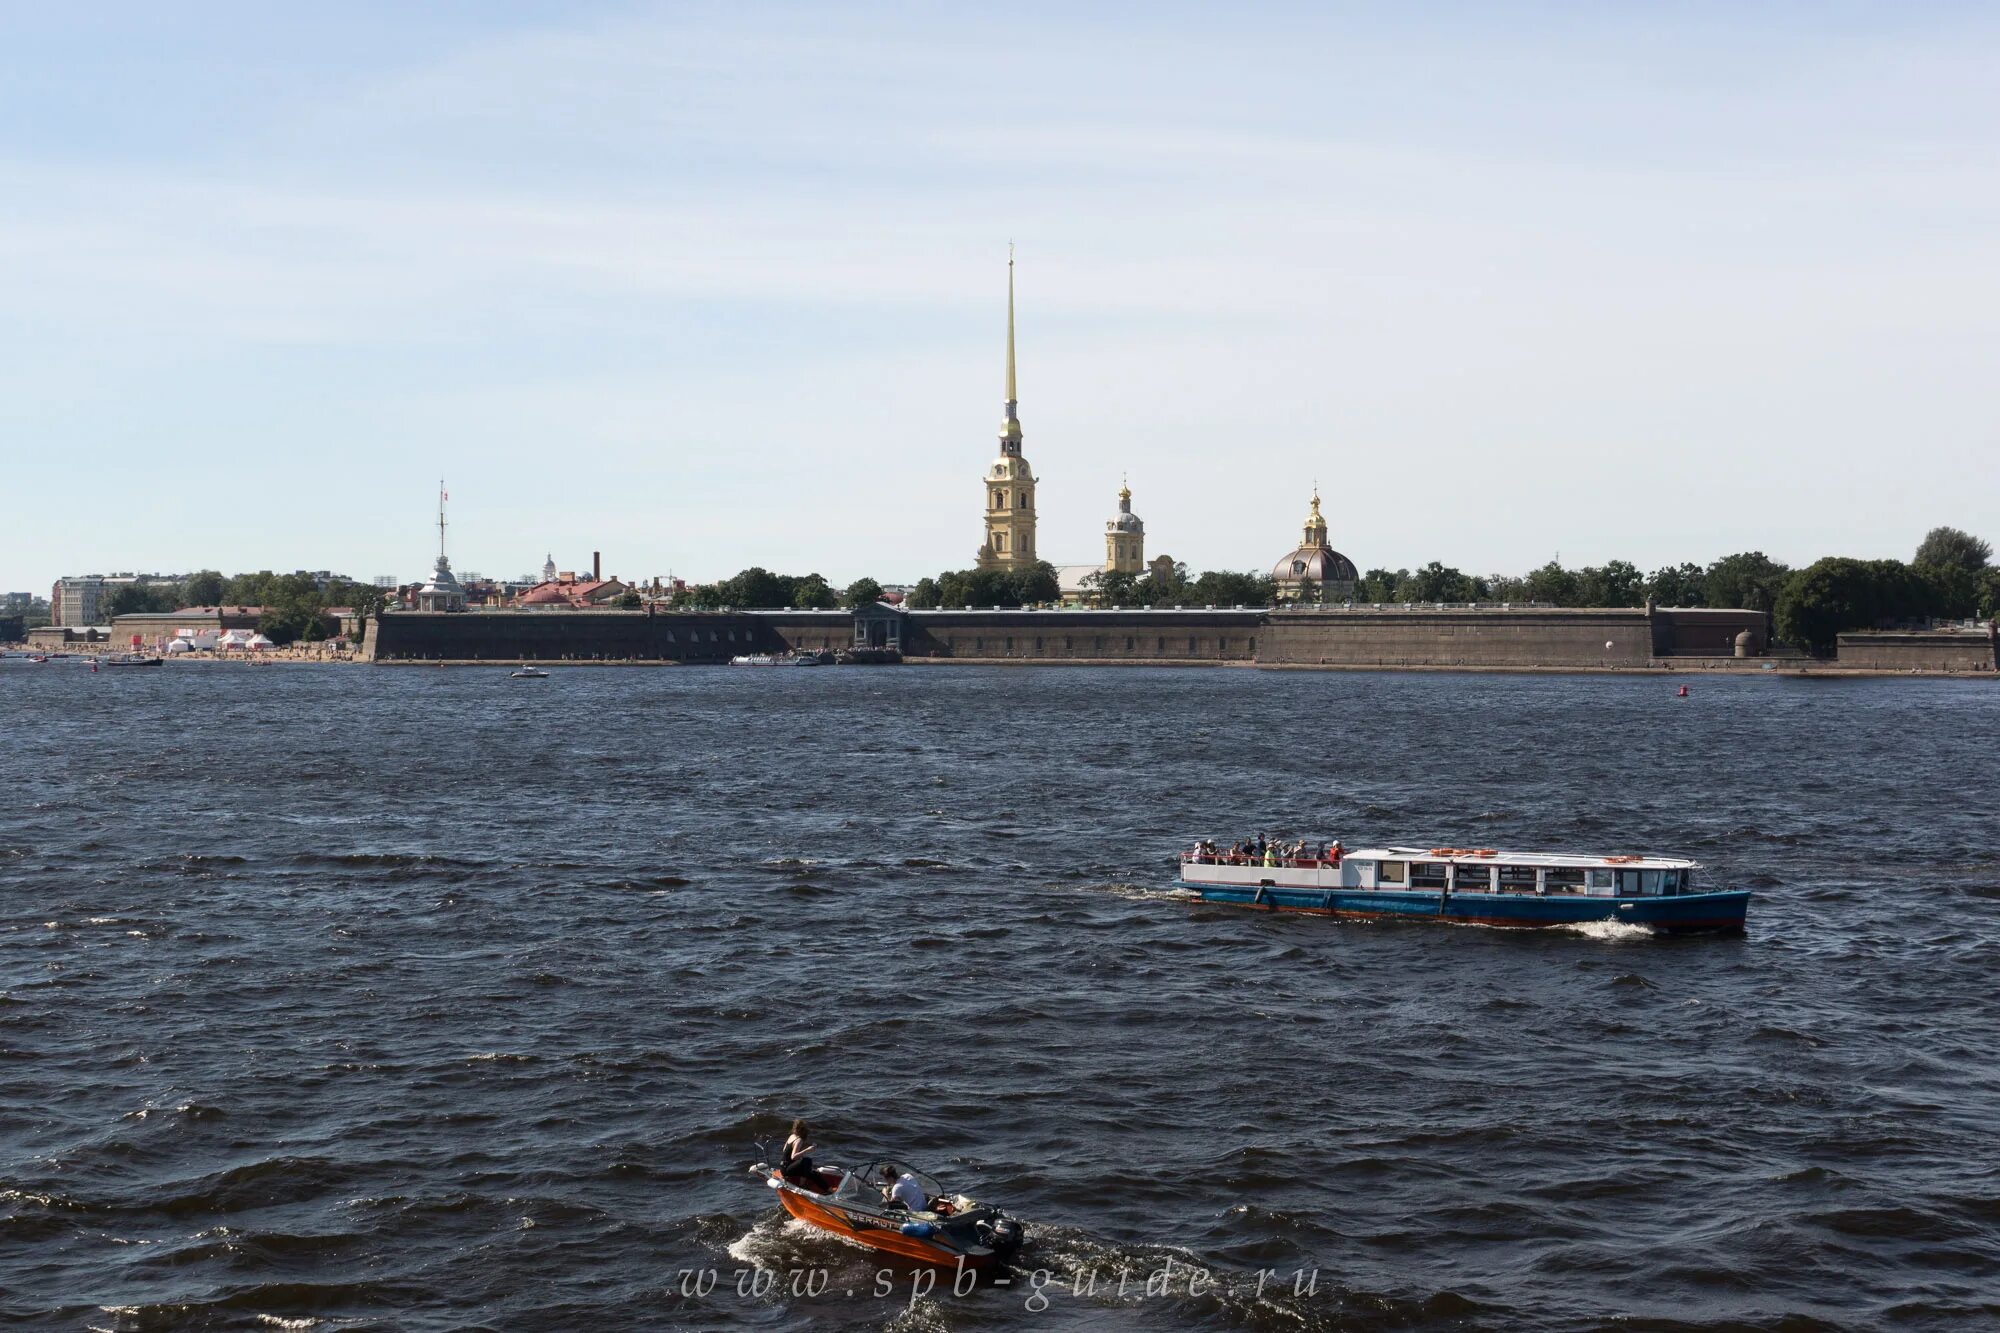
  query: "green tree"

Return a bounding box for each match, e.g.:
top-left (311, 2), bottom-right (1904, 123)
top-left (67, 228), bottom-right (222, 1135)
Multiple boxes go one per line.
top-left (255, 572), bottom-right (332, 644)
top-left (789, 574), bottom-right (839, 609)
top-left (1977, 569), bottom-right (2000, 619)
top-left (1185, 569), bottom-right (1276, 607)
top-left (1914, 525), bottom-right (1992, 573)
top-left (842, 577), bottom-right (885, 609)
top-left (726, 567), bottom-right (791, 608)
top-left (1775, 557), bottom-right (1938, 655)
top-left (1355, 567), bottom-right (1408, 603)
top-left (1083, 568), bottom-right (1143, 605)
top-left (1408, 561), bottom-right (1477, 603)
top-left (1005, 561), bottom-right (1060, 606)
top-left (614, 590), bottom-right (642, 609)
top-left (1524, 561), bottom-right (1579, 606)
top-left (905, 577), bottom-right (940, 610)
top-left (1143, 560), bottom-right (1192, 604)
top-left (102, 582), bottom-right (178, 618)
top-left (180, 570), bottom-right (226, 607)
top-left (1704, 552), bottom-right (1789, 611)
top-left (1572, 560), bottom-right (1645, 607)
top-left (1485, 573), bottom-right (1530, 604)
top-left (1646, 562), bottom-right (1707, 607)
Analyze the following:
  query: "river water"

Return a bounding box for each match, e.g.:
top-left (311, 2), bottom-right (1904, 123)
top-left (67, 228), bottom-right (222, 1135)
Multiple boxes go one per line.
top-left (3, 661), bottom-right (1997, 1331)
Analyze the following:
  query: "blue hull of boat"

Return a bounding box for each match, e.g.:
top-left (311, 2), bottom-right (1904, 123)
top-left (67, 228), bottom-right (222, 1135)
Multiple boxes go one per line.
top-left (1180, 882), bottom-right (1749, 932)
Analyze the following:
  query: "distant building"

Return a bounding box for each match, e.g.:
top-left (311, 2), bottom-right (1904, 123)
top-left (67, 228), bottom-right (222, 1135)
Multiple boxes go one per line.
top-left (1271, 491), bottom-right (1357, 601)
top-left (1105, 482), bottom-right (1144, 574)
top-left (53, 575), bottom-right (104, 627)
top-left (413, 482), bottom-right (467, 612)
top-left (1055, 482), bottom-right (1175, 606)
top-left (517, 576), bottom-right (629, 609)
top-left (112, 606), bottom-right (266, 649)
top-left (975, 251), bottom-right (1039, 571)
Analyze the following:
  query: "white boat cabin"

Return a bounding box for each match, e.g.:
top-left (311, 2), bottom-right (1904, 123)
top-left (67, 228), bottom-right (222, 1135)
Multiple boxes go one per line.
top-left (1181, 846), bottom-right (1704, 897)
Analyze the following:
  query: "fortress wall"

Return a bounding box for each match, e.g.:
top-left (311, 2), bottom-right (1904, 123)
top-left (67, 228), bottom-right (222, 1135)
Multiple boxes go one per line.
top-left (361, 605), bottom-right (1795, 670)
top-left (903, 610), bottom-right (1265, 661)
top-left (1649, 608), bottom-right (1769, 656)
top-left (1835, 628), bottom-right (1998, 673)
top-left (364, 611), bottom-right (786, 662)
top-left (1257, 608), bottom-right (1655, 668)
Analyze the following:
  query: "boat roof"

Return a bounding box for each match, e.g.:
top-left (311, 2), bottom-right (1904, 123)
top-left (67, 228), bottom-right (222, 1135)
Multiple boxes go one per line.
top-left (1350, 846), bottom-right (1698, 870)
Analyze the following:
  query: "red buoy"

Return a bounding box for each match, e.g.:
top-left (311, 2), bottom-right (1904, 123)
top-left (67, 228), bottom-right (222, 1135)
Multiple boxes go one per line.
top-left (1676, 684), bottom-right (1689, 697)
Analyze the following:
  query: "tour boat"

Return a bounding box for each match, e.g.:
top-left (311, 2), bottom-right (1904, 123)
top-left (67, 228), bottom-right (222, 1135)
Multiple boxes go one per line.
top-left (749, 1155), bottom-right (1026, 1271)
top-left (1178, 845), bottom-right (1749, 932)
top-left (509, 666), bottom-right (550, 678)
top-left (101, 653), bottom-right (164, 667)
top-left (730, 653), bottom-right (781, 667)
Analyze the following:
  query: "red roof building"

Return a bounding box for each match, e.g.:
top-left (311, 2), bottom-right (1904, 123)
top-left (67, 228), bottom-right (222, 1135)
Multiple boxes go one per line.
top-left (517, 577), bottom-right (629, 609)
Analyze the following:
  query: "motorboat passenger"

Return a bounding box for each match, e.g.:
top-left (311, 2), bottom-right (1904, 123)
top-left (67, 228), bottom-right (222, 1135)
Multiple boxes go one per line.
top-left (884, 1169), bottom-right (928, 1213)
top-left (779, 1119), bottom-right (817, 1185)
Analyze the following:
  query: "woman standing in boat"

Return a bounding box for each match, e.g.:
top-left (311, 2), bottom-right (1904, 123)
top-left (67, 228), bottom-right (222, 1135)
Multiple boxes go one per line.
top-left (779, 1119), bottom-right (816, 1184)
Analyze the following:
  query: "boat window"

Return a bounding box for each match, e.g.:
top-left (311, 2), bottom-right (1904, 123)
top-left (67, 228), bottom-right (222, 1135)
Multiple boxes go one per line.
top-left (1587, 869), bottom-right (1614, 891)
top-left (1546, 866), bottom-right (1586, 894)
top-left (1377, 860), bottom-right (1407, 886)
top-left (836, 1162), bottom-right (944, 1202)
top-left (1454, 864), bottom-right (1494, 891)
top-left (1661, 869), bottom-right (1682, 894)
top-left (1618, 869), bottom-right (1659, 895)
top-left (1498, 865), bottom-right (1538, 892)
top-left (1410, 861), bottom-right (1448, 889)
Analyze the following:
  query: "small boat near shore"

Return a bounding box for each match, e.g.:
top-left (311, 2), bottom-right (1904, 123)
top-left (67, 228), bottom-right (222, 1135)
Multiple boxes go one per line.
top-left (1178, 844), bottom-right (1749, 932)
top-left (101, 653), bottom-right (164, 667)
top-left (509, 666), bottom-right (550, 678)
top-left (732, 650), bottom-right (835, 667)
top-left (750, 1155), bottom-right (1026, 1271)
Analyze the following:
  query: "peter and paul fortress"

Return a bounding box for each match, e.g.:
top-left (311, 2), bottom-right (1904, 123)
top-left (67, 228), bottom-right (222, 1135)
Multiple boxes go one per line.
top-left (365, 253), bottom-right (1773, 667)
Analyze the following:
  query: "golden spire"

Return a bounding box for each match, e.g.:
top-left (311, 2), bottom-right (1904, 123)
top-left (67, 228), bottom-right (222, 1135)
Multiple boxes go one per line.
top-left (998, 245), bottom-right (1023, 454)
top-left (1004, 243), bottom-right (1018, 410)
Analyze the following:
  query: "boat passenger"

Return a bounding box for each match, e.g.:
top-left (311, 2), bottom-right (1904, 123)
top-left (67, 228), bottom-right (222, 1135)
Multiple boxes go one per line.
top-left (1263, 843), bottom-right (1278, 868)
top-left (883, 1169), bottom-right (928, 1213)
top-left (779, 1119), bottom-right (817, 1184)
top-left (1329, 840), bottom-right (1343, 865)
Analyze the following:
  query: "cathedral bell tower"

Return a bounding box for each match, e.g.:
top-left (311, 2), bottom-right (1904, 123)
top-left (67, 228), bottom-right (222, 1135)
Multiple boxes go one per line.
top-left (1104, 480), bottom-right (1144, 573)
top-left (976, 248), bottom-right (1037, 570)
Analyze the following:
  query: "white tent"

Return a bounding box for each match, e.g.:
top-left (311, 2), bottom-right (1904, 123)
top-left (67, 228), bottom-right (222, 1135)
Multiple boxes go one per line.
top-left (165, 638), bottom-right (193, 654)
top-left (246, 633), bottom-right (275, 651)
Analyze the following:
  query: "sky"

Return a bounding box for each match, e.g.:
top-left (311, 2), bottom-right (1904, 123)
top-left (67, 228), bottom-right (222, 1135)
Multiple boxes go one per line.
top-left (3, 1), bottom-right (1997, 594)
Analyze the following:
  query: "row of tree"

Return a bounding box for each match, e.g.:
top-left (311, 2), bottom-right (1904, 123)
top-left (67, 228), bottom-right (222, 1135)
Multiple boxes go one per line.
top-left (892, 526), bottom-right (1997, 655)
top-left (1327, 551), bottom-right (1794, 612)
top-left (100, 570), bottom-right (387, 645)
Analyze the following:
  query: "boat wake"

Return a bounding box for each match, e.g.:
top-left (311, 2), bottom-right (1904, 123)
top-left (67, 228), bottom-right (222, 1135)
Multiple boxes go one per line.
top-left (1562, 919), bottom-right (1656, 942)
top-left (725, 1213), bottom-right (859, 1268)
top-left (1069, 881), bottom-right (1199, 904)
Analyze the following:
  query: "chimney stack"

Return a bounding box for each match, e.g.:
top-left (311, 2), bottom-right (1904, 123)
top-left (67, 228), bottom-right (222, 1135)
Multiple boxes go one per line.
top-left (593, 550), bottom-right (601, 581)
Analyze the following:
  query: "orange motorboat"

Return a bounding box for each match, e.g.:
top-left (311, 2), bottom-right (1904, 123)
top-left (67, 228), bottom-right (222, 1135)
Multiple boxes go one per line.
top-left (750, 1154), bottom-right (1025, 1271)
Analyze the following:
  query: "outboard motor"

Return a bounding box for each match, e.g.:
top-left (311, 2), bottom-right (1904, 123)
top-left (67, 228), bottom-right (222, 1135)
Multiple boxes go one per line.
top-left (978, 1217), bottom-right (1025, 1257)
